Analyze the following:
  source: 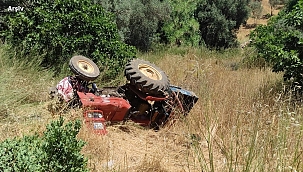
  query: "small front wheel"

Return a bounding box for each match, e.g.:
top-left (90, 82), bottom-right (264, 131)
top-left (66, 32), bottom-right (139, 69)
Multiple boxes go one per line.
top-left (69, 55), bottom-right (100, 81)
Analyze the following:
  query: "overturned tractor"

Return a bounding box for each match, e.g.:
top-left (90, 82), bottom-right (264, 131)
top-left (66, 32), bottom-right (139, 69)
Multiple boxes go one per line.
top-left (52, 56), bottom-right (198, 134)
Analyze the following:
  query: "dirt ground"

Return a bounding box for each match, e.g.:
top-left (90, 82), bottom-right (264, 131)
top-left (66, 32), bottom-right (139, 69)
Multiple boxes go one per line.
top-left (237, 0), bottom-right (281, 42)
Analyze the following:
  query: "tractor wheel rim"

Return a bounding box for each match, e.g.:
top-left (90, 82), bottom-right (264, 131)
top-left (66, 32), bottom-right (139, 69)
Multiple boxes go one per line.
top-left (138, 64), bottom-right (162, 80)
top-left (78, 60), bottom-right (94, 73)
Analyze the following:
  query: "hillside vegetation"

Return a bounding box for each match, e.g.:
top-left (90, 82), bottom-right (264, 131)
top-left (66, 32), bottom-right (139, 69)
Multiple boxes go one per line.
top-left (1, 0), bottom-right (303, 171)
top-left (2, 44), bottom-right (303, 171)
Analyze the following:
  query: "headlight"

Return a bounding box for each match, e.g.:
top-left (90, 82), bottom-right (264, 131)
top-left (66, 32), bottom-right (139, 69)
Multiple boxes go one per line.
top-left (87, 113), bottom-right (93, 118)
top-left (94, 112), bottom-right (103, 118)
top-left (87, 112), bottom-right (103, 118)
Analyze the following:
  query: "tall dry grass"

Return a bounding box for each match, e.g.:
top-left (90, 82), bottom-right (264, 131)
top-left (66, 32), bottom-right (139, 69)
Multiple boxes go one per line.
top-left (134, 47), bottom-right (303, 171)
top-left (1, 44), bottom-right (303, 171)
top-left (76, 47), bottom-right (303, 172)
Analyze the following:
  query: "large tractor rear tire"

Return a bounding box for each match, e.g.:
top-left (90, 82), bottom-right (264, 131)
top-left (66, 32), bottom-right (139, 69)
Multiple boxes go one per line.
top-left (69, 55), bottom-right (100, 81)
top-left (125, 59), bottom-right (170, 97)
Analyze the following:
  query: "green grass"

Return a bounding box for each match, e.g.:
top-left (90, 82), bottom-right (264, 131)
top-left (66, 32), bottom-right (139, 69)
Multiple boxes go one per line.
top-left (0, 44), bottom-right (54, 109)
top-left (0, 44), bottom-right (57, 140)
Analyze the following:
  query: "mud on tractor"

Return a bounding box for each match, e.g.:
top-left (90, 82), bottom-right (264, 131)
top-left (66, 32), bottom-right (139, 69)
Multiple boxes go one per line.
top-left (51, 56), bottom-right (198, 134)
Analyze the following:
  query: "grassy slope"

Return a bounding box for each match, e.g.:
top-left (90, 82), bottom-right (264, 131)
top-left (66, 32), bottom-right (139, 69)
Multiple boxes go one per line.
top-left (2, 1), bottom-right (303, 172)
top-left (0, 45), bottom-right (56, 139)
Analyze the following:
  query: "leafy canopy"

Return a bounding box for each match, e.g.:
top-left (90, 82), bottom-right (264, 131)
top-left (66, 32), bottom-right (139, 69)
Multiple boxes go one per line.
top-left (100, 0), bottom-right (251, 50)
top-left (100, 0), bottom-right (171, 51)
top-left (250, 0), bottom-right (303, 86)
top-left (161, 0), bottom-right (200, 47)
top-left (195, 0), bottom-right (250, 49)
top-left (1, 0), bottom-right (136, 80)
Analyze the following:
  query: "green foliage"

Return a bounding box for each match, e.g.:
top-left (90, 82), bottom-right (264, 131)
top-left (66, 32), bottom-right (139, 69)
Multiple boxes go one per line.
top-left (195, 0), bottom-right (250, 49)
top-left (250, 0), bottom-right (303, 86)
top-left (0, 0), bottom-right (136, 80)
top-left (0, 44), bottom-right (55, 117)
top-left (0, 136), bottom-right (44, 171)
top-left (161, 0), bottom-right (200, 47)
top-left (127, 0), bottom-right (165, 51)
top-left (285, 0), bottom-right (301, 12)
top-left (100, 0), bottom-right (170, 51)
top-left (0, 117), bottom-right (88, 172)
top-left (98, 0), bottom-right (133, 42)
top-left (102, 0), bottom-right (250, 50)
top-left (42, 117), bottom-right (87, 171)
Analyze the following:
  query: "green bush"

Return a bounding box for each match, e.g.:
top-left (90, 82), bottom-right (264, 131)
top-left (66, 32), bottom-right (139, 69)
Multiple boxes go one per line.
top-left (42, 117), bottom-right (87, 172)
top-left (0, 135), bottom-right (44, 171)
top-left (250, 0), bottom-right (303, 87)
top-left (0, 117), bottom-right (88, 172)
top-left (0, 0), bottom-right (136, 80)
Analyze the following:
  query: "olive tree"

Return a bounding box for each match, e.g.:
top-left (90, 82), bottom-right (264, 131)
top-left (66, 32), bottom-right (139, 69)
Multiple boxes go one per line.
top-left (195, 0), bottom-right (251, 49)
top-left (160, 0), bottom-right (200, 47)
top-left (100, 0), bottom-right (170, 51)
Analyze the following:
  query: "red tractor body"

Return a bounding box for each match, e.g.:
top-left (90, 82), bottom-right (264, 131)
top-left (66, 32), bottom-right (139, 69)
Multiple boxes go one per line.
top-left (78, 92), bottom-right (131, 121)
top-left (78, 91), bottom-right (132, 134)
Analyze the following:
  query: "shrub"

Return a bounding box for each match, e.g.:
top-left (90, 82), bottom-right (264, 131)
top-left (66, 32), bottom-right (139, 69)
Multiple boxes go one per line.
top-left (250, 0), bottom-right (303, 87)
top-left (0, 117), bottom-right (88, 171)
top-left (161, 0), bottom-right (200, 47)
top-left (0, 0), bottom-right (136, 80)
top-left (0, 135), bottom-right (44, 171)
top-left (41, 117), bottom-right (88, 171)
